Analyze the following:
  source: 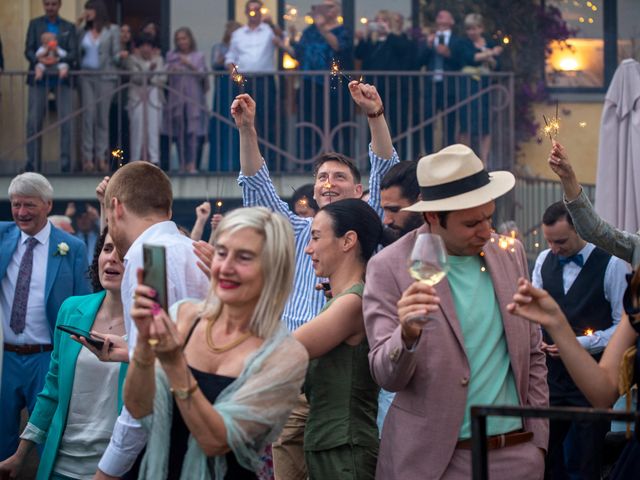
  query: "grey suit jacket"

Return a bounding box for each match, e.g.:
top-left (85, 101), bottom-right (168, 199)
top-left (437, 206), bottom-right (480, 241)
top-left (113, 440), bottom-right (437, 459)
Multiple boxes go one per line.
top-left (364, 224), bottom-right (549, 479)
top-left (24, 15), bottom-right (78, 85)
top-left (77, 23), bottom-right (121, 77)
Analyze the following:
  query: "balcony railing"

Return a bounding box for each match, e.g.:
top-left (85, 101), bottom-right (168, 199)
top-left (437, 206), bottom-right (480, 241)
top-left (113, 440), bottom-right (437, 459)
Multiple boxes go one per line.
top-left (0, 70), bottom-right (514, 176)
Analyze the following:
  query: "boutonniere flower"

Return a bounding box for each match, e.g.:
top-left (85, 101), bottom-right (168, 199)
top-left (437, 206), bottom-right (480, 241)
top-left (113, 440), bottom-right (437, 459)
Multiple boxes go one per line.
top-left (55, 242), bottom-right (70, 256)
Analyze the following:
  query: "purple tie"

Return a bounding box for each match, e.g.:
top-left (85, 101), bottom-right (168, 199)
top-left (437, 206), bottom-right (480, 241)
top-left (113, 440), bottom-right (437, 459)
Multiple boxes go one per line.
top-left (10, 237), bottom-right (39, 334)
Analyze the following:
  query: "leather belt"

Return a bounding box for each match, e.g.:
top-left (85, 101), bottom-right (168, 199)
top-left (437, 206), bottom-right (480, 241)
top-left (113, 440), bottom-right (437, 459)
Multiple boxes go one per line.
top-left (4, 343), bottom-right (53, 355)
top-left (456, 430), bottom-right (533, 451)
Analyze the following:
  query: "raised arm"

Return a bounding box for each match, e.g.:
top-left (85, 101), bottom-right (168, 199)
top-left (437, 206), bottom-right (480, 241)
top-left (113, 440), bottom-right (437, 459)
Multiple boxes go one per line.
top-left (548, 141), bottom-right (581, 201)
top-left (348, 81), bottom-right (393, 159)
top-left (233, 94), bottom-right (311, 230)
top-left (549, 141), bottom-right (640, 266)
top-left (190, 201), bottom-right (211, 241)
top-left (508, 278), bottom-right (637, 408)
top-left (231, 94), bottom-right (262, 176)
top-left (347, 81), bottom-right (399, 218)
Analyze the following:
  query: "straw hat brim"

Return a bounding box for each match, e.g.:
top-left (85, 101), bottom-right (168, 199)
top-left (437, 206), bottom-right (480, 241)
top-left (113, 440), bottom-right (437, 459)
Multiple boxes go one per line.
top-left (403, 171), bottom-right (516, 212)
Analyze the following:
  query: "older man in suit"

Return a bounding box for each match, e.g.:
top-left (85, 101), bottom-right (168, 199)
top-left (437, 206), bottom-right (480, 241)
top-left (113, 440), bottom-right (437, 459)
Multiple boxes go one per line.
top-left (364, 144), bottom-right (548, 479)
top-left (24, 0), bottom-right (78, 173)
top-left (0, 172), bottom-right (90, 460)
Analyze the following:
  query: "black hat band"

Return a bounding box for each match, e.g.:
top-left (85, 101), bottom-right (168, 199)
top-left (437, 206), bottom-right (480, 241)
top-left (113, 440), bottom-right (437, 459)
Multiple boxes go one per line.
top-left (420, 170), bottom-right (491, 201)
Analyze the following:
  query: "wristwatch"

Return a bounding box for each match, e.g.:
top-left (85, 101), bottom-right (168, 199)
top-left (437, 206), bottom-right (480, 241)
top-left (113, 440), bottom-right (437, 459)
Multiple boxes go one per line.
top-left (170, 383), bottom-right (198, 400)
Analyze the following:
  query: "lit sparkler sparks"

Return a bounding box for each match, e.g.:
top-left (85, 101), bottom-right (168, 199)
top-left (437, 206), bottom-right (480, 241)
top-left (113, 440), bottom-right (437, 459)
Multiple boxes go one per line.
top-left (215, 200), bottom-right (223, 213)
top-left (541, 101), bottom-right (561, 143)
top-left (497, 230), bottom-right (517, 252)
top-left (584, 328), bottom-right (594, 336)
top-left (329, 58), bottom-right (364, 87)
top-left (230, 63), bottom-right (246, 88)
top-left (330, 59), bottom-right (352, 83)
top-left (111, 148), bottom-right (124, 168)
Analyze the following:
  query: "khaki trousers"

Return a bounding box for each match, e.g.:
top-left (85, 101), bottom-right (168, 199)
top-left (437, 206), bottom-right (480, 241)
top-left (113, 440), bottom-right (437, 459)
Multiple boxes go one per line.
top-left (273, 393), bottom-right (309, 480)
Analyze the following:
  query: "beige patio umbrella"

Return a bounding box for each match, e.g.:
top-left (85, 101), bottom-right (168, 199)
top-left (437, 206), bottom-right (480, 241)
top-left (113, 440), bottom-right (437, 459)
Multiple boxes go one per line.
top-left (594, 58), bottom-right (640, 234)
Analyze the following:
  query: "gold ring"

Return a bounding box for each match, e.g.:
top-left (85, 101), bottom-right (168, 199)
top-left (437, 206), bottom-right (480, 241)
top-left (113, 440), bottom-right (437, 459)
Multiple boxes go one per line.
top-left (148, 338), bottom-right (159, 347)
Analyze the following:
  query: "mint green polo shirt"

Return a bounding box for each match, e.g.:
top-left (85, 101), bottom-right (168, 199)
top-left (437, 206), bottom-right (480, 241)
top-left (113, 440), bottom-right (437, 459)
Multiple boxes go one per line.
top-left (446, 254), bottom-right (522, 440)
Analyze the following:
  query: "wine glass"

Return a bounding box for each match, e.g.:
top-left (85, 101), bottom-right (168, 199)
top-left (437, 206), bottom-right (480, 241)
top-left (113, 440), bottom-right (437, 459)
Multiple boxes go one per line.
top-left (406, 233), bottom-right (450, 326)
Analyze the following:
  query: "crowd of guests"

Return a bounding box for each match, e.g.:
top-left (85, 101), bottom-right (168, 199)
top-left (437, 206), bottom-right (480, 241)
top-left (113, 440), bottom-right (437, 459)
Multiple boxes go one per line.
top-left (13, 0), bottom-right (505, 175)
top-left (1, 56), bottom-right (640, 479)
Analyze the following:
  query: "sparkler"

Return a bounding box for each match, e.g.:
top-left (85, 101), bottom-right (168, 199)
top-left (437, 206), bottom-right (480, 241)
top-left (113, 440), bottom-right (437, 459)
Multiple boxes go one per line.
top-left (230, 63), bottom-right (246, 90)
top-left (111, 148), bottom-right (124, 169)
top-left (584, 328), bottom-right (594, 336)
top-left (215, 200), bottom-right (223, 213)
top-left (330, 59), bottom-right (352, 84)
top-left (541, 101), bottom-right (561, 143)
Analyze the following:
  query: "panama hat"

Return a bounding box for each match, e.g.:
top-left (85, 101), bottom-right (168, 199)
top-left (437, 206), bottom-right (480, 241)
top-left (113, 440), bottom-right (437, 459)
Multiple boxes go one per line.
top-left (403, 144), bottom-right (515, 212)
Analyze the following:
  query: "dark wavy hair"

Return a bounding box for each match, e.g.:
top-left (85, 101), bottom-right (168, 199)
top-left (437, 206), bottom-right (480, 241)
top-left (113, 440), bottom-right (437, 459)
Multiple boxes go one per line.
top-left (84, 0), bottom-right (111, 32)
top-left (89, 227), bottom-right (109, 292)
top-left (321, 198), bottom-right (382, 263)
top-left (291, 183), bottom-right (319, 214)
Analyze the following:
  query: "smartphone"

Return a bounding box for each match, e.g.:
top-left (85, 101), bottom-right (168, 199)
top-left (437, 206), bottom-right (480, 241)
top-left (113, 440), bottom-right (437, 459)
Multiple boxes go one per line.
top-left (368, 21), bottom-right (381, 33)
top-left (143, 244), bottom-right (168, 311)
top-left (57, 325), bottom-right (105, 350)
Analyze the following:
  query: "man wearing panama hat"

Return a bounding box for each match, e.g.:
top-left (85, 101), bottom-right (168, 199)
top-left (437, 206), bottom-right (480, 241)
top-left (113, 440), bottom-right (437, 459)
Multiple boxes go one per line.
top-left (363, 144), bottom-right (549, 479)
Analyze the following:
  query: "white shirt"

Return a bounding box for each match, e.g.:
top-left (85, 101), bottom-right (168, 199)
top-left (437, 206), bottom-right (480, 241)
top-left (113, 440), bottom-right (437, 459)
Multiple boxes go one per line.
top-left (0, 222), bottom-right (52, 345)
top-left (433, 29), bottom-right (452, 81)
top-left (81, 31), bottom-right (101, 69)
top-left (225, 23), bottom-right (276, 72)
top-left (435, 29), bottom-right (452, 47)
top-left (53, 347), bottom-right (121, 479)
top-left (98, 221), bottom-right (209, 476)
top-left (532, 243), bottom-right (631, 354)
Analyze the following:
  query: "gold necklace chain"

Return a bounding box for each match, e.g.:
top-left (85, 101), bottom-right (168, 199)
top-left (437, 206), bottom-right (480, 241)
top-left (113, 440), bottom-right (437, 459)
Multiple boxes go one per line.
top-left (205, 315), bottom-right (252, 354)
top-left (95, 312), bottom-right (125, 332)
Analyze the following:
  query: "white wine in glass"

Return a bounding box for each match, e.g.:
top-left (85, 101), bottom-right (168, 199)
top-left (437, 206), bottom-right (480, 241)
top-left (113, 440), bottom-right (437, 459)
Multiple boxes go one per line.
top-left (406, 233), bottom-right (449, 326)
top-left (408, 262), bottom-right (447, 286)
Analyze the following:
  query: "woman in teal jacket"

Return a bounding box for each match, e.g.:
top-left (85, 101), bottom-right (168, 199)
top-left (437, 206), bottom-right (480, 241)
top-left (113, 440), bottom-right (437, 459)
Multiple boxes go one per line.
top-left (0, 229), bottom-right (126, 480)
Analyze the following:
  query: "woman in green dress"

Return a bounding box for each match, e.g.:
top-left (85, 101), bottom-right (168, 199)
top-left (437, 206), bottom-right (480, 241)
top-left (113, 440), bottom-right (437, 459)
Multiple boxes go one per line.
top-left (295, 198), bottom-right (383, 480)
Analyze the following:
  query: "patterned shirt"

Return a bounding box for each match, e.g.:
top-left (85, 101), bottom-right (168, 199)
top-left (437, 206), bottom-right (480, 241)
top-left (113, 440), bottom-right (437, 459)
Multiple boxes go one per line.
top-left (238, 145), bottom-right (398, 331)
top-left (292, 24), bottom-right (352, 80)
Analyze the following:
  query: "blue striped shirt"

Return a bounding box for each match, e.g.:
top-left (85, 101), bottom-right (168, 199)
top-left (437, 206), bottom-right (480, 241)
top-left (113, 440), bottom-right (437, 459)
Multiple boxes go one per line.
top-left (238, 145), bottom-right (399, 331)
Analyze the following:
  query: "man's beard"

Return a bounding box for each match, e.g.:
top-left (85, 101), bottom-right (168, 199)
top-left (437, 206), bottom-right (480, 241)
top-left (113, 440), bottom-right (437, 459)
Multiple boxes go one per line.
top-left (380, 214), bottom-right (424, 246)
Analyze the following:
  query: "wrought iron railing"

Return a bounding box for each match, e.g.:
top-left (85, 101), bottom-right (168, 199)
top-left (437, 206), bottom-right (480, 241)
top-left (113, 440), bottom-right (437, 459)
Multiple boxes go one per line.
top-left (0, 70), bottom-right (514, 175)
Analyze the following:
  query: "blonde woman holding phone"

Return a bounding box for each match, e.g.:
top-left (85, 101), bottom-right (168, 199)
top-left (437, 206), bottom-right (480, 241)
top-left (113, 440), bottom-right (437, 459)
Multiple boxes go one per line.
top-left (125, 207), bottom-right (308, 479)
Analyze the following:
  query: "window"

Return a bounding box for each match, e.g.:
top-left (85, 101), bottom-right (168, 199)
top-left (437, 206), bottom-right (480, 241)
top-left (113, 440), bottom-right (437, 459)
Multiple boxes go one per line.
top-left (546, 0), bottom-right (604, 88)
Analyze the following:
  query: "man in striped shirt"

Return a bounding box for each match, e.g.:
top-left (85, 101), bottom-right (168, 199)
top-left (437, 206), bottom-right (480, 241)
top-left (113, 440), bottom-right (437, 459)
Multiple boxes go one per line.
top-left (233, 80), bottom-right (398, 479)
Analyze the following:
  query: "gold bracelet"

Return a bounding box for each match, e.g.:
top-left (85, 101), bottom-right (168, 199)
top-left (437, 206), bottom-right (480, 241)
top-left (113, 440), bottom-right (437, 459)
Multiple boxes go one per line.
top-left (170, 383), bottom-right (199, 400)
top-left (132, 356), bottom-right (155, 368)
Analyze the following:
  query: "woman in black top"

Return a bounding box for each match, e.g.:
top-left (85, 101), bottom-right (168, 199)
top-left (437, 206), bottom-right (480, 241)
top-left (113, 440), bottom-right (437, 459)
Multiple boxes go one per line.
top-left (125, 207), bottom-right (308, 479)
